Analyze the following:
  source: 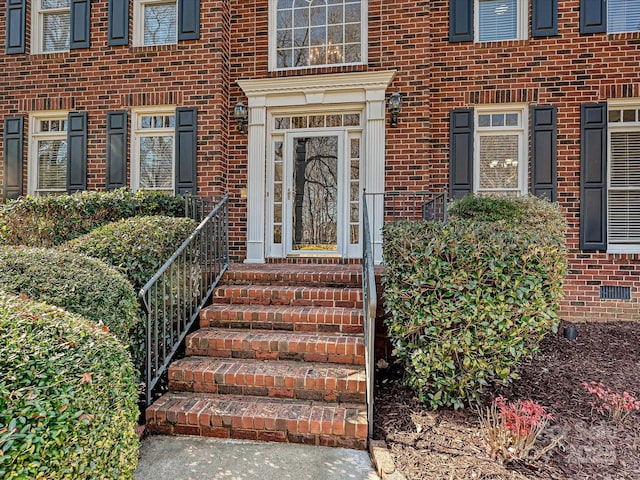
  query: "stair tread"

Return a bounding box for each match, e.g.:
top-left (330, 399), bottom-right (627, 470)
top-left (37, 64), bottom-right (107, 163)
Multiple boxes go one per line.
top-left (204, 303), bottom-right (363, 314)
top-left (171, 356), bottom-right (366, 377)
top-left (190, 328), bottom-right (364, 342)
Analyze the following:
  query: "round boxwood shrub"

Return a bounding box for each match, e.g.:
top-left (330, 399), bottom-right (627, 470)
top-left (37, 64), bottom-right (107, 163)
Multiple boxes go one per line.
top-left (0, 293), bottom-right (139, 479)
top-left (0, 246), bottom-right (143, 371)
top-left (0, 189), bottom-right (186, 247)
top-left (62, 215), bottom-right (198, 290)
top-left (383, 219), bottom-right (567, 409)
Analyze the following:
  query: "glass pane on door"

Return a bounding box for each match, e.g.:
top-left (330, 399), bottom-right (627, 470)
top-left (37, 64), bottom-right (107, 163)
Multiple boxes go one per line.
top-left (291, 136), bottom-right (338, 251)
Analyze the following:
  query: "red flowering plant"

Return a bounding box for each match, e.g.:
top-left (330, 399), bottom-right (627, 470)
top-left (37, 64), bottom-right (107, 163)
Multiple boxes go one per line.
top-left (478, 396), bottom-right (560, 464)
top-left (581, 381), bottom-right (640, 424)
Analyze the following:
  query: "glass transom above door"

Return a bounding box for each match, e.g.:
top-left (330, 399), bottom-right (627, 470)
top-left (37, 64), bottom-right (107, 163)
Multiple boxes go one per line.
top-left (268, 114), bottom-right (362, 258)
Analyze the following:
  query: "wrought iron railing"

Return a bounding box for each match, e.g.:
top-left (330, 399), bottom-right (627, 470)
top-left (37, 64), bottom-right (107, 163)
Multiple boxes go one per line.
top-left (140, 195), bottom-right (229, 406)
top-left (361, 190), bottom-right (447, 437)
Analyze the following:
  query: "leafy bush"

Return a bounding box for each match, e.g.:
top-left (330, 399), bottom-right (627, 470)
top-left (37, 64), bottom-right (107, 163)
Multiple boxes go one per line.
top-left (383, 219), bottom-right (567, 409)
top-left (0, 293), bottom-right (139, 479)
top-left (0, 246), bottom-right (143, 370)
top-left (0, 189), bottom-right (186, 247)
top-left (63, 215), bottom-right (198, 291)
top-left (448, 195), bottom-right (567, 241)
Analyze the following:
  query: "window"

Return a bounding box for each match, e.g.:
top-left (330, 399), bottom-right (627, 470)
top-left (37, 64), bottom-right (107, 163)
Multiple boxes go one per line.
top-left (475, 108), bottom-right (527, 196)
top-left (607, 105), bottom-right (640, 250)
top-left (34, 0), bottom-right (71, 53)
top-left (134, 0), bottom-right (177, 46)
top-left (132, 109), bottom-right (175, 193)
top-left (29, 113), bottom-right (68, 196)
top-left (271, 0), bottom-right (366, 70)
top-left (476, 0), bottom-right (526, 41)
top-left (608, 0), bottom-right (640, 33)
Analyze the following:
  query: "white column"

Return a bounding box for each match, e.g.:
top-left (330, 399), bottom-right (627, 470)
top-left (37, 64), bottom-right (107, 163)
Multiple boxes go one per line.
top-left (244, 98), bottom-right (267, 263)
top-left (365, 92), bottom-right (386, 264)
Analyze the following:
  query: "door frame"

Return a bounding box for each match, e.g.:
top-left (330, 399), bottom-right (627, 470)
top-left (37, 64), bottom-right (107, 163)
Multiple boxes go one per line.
top-left (238, 71), bottom-right (395, 263)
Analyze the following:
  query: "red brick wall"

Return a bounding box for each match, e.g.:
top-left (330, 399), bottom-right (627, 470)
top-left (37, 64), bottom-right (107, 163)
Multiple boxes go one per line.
top-left (0, 0), bottom-right (231, 199)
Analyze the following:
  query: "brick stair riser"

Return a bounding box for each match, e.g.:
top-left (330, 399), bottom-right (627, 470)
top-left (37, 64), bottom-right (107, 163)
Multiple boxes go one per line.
top-left (168, 361), bottom-right (366, 403)
top-left (212, 286), bottom-right (363, 309)
top-left (200, 306), bottom-right (364, 334)
top-left (146, 393), bottom-right (367, 450)
top-left (223, 271), bottom-right (361, 288)
top-left (186, 334), bottom-right (365, 366)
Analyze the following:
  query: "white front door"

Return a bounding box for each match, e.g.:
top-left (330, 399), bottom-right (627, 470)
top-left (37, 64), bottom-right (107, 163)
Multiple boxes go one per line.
top-left (267, 115), bottom-right (362, 259)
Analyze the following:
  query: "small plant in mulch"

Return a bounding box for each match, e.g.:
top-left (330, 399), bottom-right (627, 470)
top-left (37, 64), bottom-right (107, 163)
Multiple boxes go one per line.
top-left (581, 381), bottom-right (640, 424)
top-left (478, 396), bottom-right (561, 465)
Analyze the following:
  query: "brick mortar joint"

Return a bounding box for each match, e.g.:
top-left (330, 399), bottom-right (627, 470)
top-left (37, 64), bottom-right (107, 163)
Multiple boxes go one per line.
top-left (369, 439), bottom-right (406, 480)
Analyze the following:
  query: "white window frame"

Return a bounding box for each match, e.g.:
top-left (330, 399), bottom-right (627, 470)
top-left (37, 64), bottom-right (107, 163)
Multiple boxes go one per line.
top-left (32, 0), bottom-right (71, 54)
top-left (133, 0), bottom-right (178, 47)
top-left (606, 100), bottom-right (640, 253)
top-left (268, 0), bottom-right (368, 72)
top-left (28, 111), bottom-right (69, 196)
top-left (475, 0), bottom-right (527, 42)
top-left (607, 0), bottom-right (640, 34)
top-left (474, 105), bottom-right (528, 197)
top-left (131, 107), bottom-right (177, 194)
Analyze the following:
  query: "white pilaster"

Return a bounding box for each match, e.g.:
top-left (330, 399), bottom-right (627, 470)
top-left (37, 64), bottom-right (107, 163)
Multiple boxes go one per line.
top-left (244, 98), bottom-right (267, 263)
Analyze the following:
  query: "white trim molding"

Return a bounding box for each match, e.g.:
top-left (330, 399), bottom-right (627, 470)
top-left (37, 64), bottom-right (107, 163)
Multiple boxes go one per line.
top-left (238, 70), bottom-right (396, 264)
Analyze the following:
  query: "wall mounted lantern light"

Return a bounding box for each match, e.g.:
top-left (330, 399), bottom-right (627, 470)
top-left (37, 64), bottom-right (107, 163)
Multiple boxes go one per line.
top-left (388, 91), bottom-right (402, 127)
top-left (234, 101), bottom-right (248, 134)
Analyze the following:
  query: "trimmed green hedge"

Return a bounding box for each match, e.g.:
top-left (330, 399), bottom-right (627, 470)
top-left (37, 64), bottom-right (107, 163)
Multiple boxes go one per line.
top-left (0, 189), bottom-right (186, 247)
top-left (448, 195), bottom-right (567, 241)
top-left (0, 293), bottom-right (139, 479)
top-left (383, 215), bottom-right (567, 409)
top-left (0, 246), bottom-right (142, 371)
top-left (63, 215), bottom-right (198, 291)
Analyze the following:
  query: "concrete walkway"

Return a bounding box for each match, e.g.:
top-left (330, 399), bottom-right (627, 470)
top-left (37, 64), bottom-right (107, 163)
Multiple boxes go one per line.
top-left (135, 435), bottom-right (380, 480)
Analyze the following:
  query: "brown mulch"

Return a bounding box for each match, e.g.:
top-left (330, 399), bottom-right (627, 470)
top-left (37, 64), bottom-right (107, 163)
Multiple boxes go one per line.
top-left (374, 321), bottom-right (640, 479)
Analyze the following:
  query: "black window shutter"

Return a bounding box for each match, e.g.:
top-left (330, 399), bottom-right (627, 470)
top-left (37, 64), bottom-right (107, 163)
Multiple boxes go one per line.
top-left (178, 0), bottom-right (200, 41)
top-left (108, 0), bottom-right (129, 46)
top-left (580, 0), bottom-right (606, 34)
top-left (70, 0), bottom-right (91, 49)
top-left (3, 117), bottom-right (24, 201)
top-left (67, 112), bottom-right (88, 193)
top-left (531, 106), bottom-right (558, 201)
top-left (449, 109), bottom-right (474, 199)
top-left (175, 107), bottom-right (198, 195)
top-left (6, 0), bottom-right (26, 54)
top-left (580, 103), bottom-right (607, 250)
top-left (450, 0), bottom-right (473, 42)
top-left (532, 0), bottom-right (558, 37)
top-left (106, 111), bottom-right (128, 190)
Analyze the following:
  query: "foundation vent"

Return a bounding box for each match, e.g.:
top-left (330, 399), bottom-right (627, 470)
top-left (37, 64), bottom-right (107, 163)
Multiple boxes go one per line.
top-left (599, 286), bottom-right (631, 300)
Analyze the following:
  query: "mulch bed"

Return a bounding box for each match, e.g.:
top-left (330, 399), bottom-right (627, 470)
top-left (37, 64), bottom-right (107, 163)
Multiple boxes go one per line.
top-left (374, 321), bottom-right (640, 479)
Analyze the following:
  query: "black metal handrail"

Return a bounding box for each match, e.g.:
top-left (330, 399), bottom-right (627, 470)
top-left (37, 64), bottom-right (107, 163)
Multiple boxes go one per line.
top-left (361, 193), bottom-right (377, 439)
top-left (140, 195), bottom-right (229, 406)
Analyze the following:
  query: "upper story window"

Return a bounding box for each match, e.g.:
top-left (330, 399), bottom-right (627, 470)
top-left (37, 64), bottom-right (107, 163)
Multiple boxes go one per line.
top-left (608, 0), bottom-right (640, 33)
top-left (475, 107), bottom-right (527, 197)
top-left (134, 0), bottom-right (177, 46)
top-left (476, 0), bottom-right (526, 42)
top-left (271, 0), bottom-right (367, 71)
top-left (132, 109), bottom-right (176, 193)
top-left (29, 113), bottom-right (68, 196)
top-left (34, 0), bottom-right (71, 53)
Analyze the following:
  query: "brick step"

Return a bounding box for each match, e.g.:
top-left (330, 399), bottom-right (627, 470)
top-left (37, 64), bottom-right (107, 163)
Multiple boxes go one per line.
top-left (169, 357), bottom-right (366, 403)
top-left (223, 264), bottom-right (362, 288)
top-left (146, 392), bottom-right (367, 449)
top-left (200, 304), bottom-right (364, 334)
top-left (186, 329), bottom-right (365, 365)
top-left (212, 285), bottom-right (363, 309)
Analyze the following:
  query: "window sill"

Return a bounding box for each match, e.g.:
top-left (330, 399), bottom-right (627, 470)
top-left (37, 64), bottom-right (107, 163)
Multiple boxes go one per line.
top-left (131, 44), bottom-right (179, 54)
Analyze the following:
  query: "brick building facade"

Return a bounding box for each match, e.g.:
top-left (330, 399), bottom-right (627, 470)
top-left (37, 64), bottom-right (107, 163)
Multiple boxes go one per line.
top-left (1, 0), bottom-right (639, 322)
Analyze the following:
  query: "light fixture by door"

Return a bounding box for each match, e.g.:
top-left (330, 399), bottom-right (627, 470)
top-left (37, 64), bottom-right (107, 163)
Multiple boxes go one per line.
top-left (234, 101), bottom-right (248, 134)
top-left (388, 91), bottom-right (402, 128)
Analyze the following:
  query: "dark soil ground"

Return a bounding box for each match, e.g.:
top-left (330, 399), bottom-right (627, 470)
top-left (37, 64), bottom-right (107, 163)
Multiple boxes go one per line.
top-left (374, 321), bottom-right (640, 479)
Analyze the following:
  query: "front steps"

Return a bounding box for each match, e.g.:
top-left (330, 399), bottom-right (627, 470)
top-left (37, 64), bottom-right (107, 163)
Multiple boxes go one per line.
top-left (146, 263), bottom-right (368, 449)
